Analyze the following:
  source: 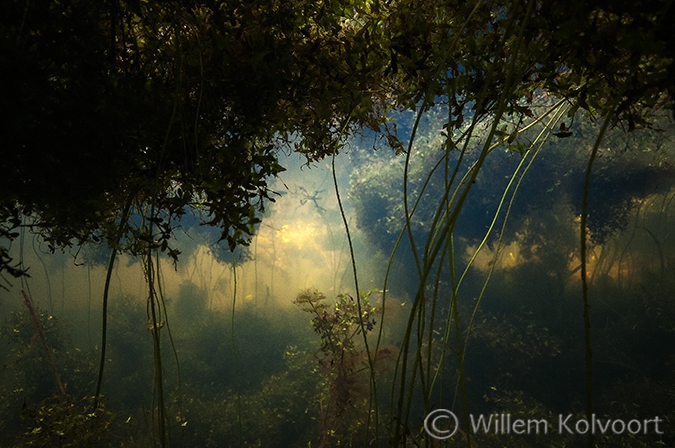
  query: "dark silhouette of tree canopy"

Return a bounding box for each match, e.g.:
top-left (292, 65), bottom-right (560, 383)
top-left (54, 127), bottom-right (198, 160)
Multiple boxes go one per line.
top-left (1, 0), bottom-right (674, 284)
top-left (2, 3), bottom-right (675, 447)
top-left (0, 0), bottom-right (394, 283)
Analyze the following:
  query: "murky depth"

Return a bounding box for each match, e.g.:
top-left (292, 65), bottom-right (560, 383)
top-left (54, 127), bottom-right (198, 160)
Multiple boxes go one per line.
top-left (2, 114), bottom-right (675, 447)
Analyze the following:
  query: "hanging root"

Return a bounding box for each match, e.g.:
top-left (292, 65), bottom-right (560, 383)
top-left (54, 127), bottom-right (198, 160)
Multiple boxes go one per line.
top-left (20, 289), bottom-right (67, 398)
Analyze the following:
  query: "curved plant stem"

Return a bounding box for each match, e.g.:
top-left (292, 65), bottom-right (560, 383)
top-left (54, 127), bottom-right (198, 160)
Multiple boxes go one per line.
top-left (638, 227), bottom-right (665, 279)
top-left (87, 264), bottom-right (92, 348)
top-left (95, 194), bottom-right (134, 406)
top-left (330, 117), bottom-right (380, 443)
top-left (458, 101), bottom-right (567, 356)
top-left (32, 234), bottom-right (53, 315)
top-left (388, 3), bottom-right (541, 443)
top-left (155, 249), bottom-right (184, 434)
top-left (21, 289), bottom-right (67, 398)
top-left (137, 203), bottom-right (172, 448)
top-left (231, 251), bottom-right (243, 444)
top-left (146, 227), bottom-right (167, 448)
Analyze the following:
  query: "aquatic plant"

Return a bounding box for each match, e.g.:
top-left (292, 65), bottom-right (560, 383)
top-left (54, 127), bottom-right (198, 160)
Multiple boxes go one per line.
top-left (20, 290), bottom-right (67, 398)
top-left (179, 346), bottom-right (321, 448)
top-left (347, 83), bottom-right (675, 448)
top-left (0, 293), bottom-right (114, 447)
top-left (294, 289), bottom-right (381, 447)
top-left (18, 395), bottom-right (113, 448)
top-left (3, 1), bottom-right (675, 447)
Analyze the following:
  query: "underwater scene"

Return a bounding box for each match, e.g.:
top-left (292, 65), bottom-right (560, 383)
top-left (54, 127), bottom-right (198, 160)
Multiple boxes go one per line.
top-left (2, 101), bottom-right (675, 448)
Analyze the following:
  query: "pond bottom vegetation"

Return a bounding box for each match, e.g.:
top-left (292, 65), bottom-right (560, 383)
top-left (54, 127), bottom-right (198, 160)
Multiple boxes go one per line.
top-left (1, 254), bottom-right (673, 447)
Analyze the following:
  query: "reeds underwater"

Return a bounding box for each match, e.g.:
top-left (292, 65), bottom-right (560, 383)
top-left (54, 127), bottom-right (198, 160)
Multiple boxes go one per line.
top-left (2, 1), bottom-right (675, 445)
top-left (2, 108), bottom-right (675, 447)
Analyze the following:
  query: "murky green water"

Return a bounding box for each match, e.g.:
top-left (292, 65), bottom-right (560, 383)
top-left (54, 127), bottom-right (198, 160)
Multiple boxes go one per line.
top-left (2, 111), bottom-right (674, 447)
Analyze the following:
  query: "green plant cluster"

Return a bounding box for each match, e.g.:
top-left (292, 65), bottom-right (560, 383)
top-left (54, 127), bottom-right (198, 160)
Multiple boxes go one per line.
top-left (17, 396), bottom-right (113, 448)
top-left (0, 0), bottom-right (396, 279)
top-left (0, 294), bottom-right (319, 446)
top-left (2, 0), bottom-right (674, 282)
top-left (295, 290), bottom-right (378, 356)
top-left (294, 289), bottom-right (381, 447)
top-left (178, 346), bottom-right (321, 448)
top-left (455, 266), bottom-right (675, 447)
top-left (350, 104), bottom-right (675, 291)
top-left (3, 1), bottom-right (675, 447)
top-left (347, 96), bottom-right (675, 447)
top-left (0, 303), bottom-right (110, 447)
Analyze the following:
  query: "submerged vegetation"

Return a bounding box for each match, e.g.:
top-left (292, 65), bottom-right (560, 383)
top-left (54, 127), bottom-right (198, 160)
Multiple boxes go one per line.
top-left (2, 236), bottom-right (674, 447)
top-left (294, 289), bottom-right (384, 446)
top-left (2, 0), bottom-right (675, 446)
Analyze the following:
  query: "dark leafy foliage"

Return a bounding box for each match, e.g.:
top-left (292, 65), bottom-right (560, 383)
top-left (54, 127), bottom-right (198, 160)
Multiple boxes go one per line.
top-left (2, 0), bottom-right (674, 282)
top-left (0, 0), bottom-right (393, 280)
top-left (2, 3), bottom-right (675, 444)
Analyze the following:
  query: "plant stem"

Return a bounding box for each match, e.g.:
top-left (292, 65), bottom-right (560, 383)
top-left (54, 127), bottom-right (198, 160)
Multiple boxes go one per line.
top-left (21, 289), bottom-right (67, 398)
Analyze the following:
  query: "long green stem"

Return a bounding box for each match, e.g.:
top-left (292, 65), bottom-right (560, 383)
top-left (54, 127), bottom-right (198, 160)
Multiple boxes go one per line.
top-left (389, 3), bottom-right (539, 444)
top-left (95, 195), bottom-right (134, 406)
top-left (32, 235), bottom-right (53, 315)
top-left (21, 289), bottom-right (67, 398)
top-left (147, 235), bottom-right (166, 448)
top-left (155, 249), bottom-right (184, 433)
top-left (458, 102), bottom-right (567, 353)
top-left (231, 251), bottom-right (243, 444)
top-left (331, 117), bottom-right (380, 444)
top-left (140, 204), bottom-right (169, 448)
